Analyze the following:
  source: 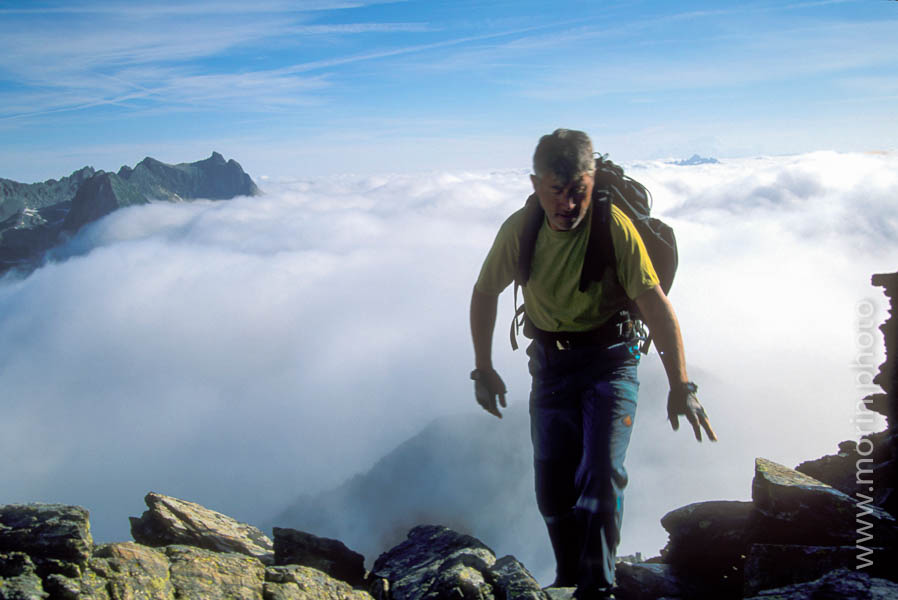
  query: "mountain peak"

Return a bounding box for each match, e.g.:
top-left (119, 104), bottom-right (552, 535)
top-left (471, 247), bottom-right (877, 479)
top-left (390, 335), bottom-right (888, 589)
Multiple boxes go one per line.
top-left (669, 154), bottom-right (720, 166)
top-left (1, 153), bottom-right (261, 276)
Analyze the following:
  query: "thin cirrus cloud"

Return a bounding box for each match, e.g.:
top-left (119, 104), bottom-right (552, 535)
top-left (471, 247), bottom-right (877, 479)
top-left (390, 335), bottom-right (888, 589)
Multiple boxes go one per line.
top-left (0, 1), bottom-right (425, 120)
top-left (511, 19), bottom-right (898, 101)
top-left (4, 1), bottom-right (897, 187)
top-left (0, 151), bottom-right (894, 553)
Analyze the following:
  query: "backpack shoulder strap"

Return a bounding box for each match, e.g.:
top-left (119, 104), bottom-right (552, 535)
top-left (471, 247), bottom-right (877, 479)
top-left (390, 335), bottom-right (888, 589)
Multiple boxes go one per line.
top-left (516, 193), bottom-right (544, 287)
top-left (510, 194), bottom-right (543, 350)
top-left (579, 188), bottom-right (614, 292)
top-left (509, 282), bottom-right (526, 351)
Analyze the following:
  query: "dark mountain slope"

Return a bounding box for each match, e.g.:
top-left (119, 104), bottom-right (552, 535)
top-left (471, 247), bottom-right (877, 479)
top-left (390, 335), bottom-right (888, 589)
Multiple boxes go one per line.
top-left (0, 153), bottom-right (260, 275)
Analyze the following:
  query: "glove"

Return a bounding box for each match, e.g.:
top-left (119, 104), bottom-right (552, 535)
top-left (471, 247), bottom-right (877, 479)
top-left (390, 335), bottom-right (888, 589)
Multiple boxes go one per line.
top-left (471, 368), bottom-right (507, 419)
top-left (667, 382), bottom-right (717, 442)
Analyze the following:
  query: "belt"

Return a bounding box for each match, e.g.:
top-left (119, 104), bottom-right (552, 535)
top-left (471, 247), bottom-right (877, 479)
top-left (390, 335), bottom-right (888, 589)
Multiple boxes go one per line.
top-left (526, 311), bottom-right (635, 350)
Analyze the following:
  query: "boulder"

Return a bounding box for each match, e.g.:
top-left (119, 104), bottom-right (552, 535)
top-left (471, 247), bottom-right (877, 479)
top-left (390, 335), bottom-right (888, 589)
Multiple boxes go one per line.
top-left (749, 457), bottom-right (898, 546)
top-left (743, 568), bottom-right (898, 599)
top-left (0, 504), bottom-right (93, 566)
top-left (272, 527), bottom-right (366, 587)
top-left (660, 500), bottom-right (752, 564)
top-left (613, 562), bottom-right (686, 600)
top-left (87, 542), bottom-right (174, 599)
top-left (658, 500), bottom-right (752, 597)
top-left (796, 432), bottom-right (897, 512)
top-left (264, 565), bottom-right (373, 600)
top-left (543, 589), bottom-right (574, 600)
top-left (130, 493), bottom-right (274, 564)
top-left (794, 440), bottom-right (864, 495)
top-left (0, 552), bottom-right (47, 600)
top-left (372, 525), bottom-right (498, 600)
top-left (1, 498), bottom-right (554, 600)
top-left (422, 559), bottom-right (495, 600)
top-left (486, 555), bottom-right (546, 600)
top-left (742, 544), bottom-right (893, 596)
top-left (75, 540), bottom-right (373, 600)
top-left (165, 545), bottom-right (266, 600)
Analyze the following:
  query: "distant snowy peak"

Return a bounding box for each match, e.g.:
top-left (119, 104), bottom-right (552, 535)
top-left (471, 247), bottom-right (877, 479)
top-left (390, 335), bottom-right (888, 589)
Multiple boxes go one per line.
top-left (669, 154), bottom-right (720, 166)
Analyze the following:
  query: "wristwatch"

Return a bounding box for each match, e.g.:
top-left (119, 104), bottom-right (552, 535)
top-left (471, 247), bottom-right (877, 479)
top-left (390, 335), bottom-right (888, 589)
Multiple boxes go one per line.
top-left (674, 381), bottom-right (698, 394)
top-left (470, 369), bottom-right (491, 381)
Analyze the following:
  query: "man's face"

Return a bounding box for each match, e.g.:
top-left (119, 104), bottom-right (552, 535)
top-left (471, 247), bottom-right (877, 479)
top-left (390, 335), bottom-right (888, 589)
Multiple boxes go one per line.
top-left (530, 170), bottom-right (594, 232)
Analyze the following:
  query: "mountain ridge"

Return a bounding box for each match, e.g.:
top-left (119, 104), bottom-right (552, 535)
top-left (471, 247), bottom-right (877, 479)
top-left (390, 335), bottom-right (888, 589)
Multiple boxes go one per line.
top-left (0, 153), bottom-right (261, 276)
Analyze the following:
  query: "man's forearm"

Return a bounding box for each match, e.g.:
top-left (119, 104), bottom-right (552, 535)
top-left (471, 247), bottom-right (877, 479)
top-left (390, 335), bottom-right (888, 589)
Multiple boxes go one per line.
top-left (635, 285), bottom-right (688, 386)
top-left (470, 287), bottom-right (499, 370)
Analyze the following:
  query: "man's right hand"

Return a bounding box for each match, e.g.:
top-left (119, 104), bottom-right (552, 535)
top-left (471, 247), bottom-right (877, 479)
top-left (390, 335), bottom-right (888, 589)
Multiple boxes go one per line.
top-left (470, 368), bottom-right (507, 419)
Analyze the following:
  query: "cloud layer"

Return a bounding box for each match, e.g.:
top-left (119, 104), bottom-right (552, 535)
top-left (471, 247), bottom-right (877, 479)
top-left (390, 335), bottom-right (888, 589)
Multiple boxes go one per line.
top-left (1, 152), bottom-right (895, 565)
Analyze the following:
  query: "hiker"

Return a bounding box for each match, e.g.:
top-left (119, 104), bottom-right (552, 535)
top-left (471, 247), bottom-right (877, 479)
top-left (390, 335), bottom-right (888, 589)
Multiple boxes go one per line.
top-left (469, 129), bottom-right (716, 600)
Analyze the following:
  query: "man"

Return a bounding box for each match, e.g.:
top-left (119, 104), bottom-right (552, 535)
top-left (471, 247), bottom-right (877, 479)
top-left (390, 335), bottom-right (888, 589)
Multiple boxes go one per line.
top-left (469, 129), bottom-right (716, 600)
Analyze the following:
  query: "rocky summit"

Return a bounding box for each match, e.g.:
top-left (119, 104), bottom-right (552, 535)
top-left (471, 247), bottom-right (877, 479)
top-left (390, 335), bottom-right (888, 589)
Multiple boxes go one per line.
top-left (3, 459), bottom-right (898, 600)
top-left (0, 152), bottom-right (261, 276)
top-left (2, 272), bottom-right (893, 599)
top-left (0, 494), bottom-right (548, 600)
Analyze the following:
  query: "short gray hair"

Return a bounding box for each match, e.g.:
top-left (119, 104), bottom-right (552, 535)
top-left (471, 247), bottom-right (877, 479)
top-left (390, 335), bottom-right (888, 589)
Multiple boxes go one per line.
top-left (532, 129), bottom-right (594, 183)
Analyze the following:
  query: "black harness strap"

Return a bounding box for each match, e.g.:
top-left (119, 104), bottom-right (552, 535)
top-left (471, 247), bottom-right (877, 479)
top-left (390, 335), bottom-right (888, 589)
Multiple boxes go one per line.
top-left (579, 188), bottom-right (613, 292)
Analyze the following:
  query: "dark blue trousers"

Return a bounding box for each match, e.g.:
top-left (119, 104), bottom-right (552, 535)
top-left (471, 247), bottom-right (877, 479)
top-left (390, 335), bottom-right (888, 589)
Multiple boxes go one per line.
top-left (528, 338), bottom-right (640, 589)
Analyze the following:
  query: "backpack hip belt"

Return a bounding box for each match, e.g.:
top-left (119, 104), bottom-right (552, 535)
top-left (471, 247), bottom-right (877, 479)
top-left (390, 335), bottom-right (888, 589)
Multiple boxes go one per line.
top-left (527, 310), bottom-right (636, 351)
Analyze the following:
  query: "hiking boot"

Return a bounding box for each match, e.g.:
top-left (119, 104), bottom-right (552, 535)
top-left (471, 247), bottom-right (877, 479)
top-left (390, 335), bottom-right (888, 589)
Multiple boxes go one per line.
top-left (573, 586), bottom-right (615, 600)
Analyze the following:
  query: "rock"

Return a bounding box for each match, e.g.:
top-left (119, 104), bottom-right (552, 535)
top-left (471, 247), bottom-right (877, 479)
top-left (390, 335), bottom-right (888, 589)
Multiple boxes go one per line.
top-left (543, 589), bottom-right (574, 600)
top-left (796, 432), bottom-right (896, 511)
top-left (130, 492), bottom-right (274, 564)
top-left (0, 552), bottom-right (47, 600)
top-left (1, 497), bottom-right (552, 600)
top-left (165, 545), bottom-right (266, 600)
top-left (487, 555), bottom-right (546, 600)
top-left (743, 568), bottom-right (898, 599)
top-left (424, 559), bottom-right (494, 600)
top-left (272, 528), bottom-right (365, 587)
top-left (0, 504), bottom-right (93, 566)
top-left (613, 562), bottom-right (687, 600)
top-left (742, 544), bottom-right (894, 596)
top-left (660, 500), bottom-right (752, 563)
top-left (263, 565), bottom-right (373, 600)
top-left (658, 500), bottom-right (752, 597)
top-left (372, 525), bottom-right (497, 600)
top-left (750, 457), bottom-right (898, 546)
top-left (88, 542), bottom-right (174, 599)
top-left (795, 440), bottom-right (865, 495)
top-left (43, 573), bottom-right (80, 599)
top-left (871, 272), bottom-right (897, 407)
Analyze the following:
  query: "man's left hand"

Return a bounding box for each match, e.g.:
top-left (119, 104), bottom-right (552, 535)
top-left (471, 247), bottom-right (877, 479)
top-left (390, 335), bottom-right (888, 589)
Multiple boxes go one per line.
top-left (667, 382), bottom-right (717, 442)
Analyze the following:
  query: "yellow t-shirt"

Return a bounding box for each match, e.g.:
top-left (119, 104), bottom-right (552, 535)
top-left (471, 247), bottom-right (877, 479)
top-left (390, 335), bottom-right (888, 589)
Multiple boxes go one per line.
top-left (475, 203), bottom-right (659, 332)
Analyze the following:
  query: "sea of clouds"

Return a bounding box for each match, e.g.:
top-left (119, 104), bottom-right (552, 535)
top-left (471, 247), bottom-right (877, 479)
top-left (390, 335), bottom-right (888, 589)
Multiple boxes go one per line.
top-left (1, 151), bottom-right (895, 567)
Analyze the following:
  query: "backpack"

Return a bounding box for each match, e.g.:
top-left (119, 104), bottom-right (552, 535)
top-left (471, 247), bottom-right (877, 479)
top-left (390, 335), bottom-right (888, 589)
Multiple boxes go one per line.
top-left (510, 154), bottom-right (678, 353)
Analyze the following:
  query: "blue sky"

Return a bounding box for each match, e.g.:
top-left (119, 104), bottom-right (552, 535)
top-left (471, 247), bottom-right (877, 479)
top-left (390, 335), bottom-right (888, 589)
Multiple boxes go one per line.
top-left (1, 0), bottom-right (897, 181)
